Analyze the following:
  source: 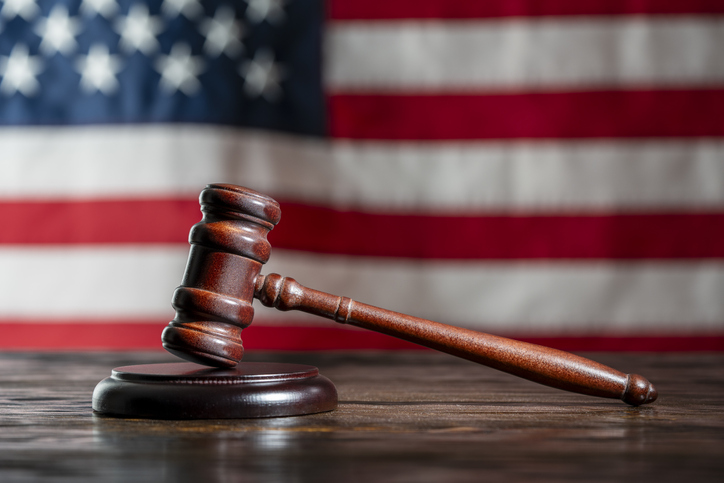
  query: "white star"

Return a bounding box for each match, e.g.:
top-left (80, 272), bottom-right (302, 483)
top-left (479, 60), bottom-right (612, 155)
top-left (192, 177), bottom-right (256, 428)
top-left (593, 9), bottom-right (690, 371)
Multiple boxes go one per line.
top-left (155, 43), bottom-right (204, 95)
top-left (114, 5), bottom-right (164, 55)
top-left (0, 44), bottom-right (43, 96)
top-left (1, 0), bottom-right (40, 21)
top-left (161, 0), bottom-right (203, 20)
top-left (80, 0), bottom-right (119, 19)
top-left (244, 0), bottom-right (285, 24)
top-left (239, 48), bottom-right (284, 101)
top-left (199, 6), bottom-right (244, 58)
top-left (34, 6), bottom-right (82, 56)
top-left (76, 44), bottom-right (123, 95)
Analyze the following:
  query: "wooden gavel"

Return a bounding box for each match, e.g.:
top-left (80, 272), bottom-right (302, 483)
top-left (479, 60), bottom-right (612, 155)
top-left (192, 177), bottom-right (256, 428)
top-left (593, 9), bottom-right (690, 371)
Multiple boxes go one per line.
top-left (162, 184), bottom-right (657, 406)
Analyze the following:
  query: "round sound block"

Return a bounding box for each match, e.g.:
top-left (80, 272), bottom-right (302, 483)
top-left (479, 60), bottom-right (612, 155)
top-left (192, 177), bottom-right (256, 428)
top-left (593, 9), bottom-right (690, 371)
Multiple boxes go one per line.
top-left (92, 362), bottom-right (337, 419)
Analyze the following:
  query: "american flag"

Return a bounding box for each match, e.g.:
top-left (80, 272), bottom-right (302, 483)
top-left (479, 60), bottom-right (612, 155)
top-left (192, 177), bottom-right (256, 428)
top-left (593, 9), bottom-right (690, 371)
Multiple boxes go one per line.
top-left (1, 0), bottom-right (723, 351)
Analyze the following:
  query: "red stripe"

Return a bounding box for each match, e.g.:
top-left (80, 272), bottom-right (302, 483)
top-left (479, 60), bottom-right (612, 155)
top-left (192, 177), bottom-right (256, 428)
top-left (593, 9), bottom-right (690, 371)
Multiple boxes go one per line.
top-left (273, 205), bottom-right (724, 260)
top-left (0, 322), bottom-right (168, 350)
top-left (1, 322), bottom-right (722, 351)
top-left (0, 198), bottom-right (199, 244)
top-left (329, 0), bottom-right (724, 20)
top-left (3, 199), bottom-right (724, 260)
top-left (329, 90), bottom-right (724, 140)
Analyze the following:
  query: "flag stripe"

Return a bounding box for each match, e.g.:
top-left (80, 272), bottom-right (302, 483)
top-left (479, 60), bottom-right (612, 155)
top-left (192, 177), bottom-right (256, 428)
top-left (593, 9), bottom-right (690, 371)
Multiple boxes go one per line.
top-left (3, 127), bottom-right (724, 210)
top-left (1, 322), bottom-right (722, 352)
top-left (3, 199), bottom-right (723, 260)
top-left (0, 246), bottom-right (185, 318)
top-left (275, 205), bottom-right (724, 260)
top-left (327, 18), bottom-right (724, 91)
top-left (329, 90), bottom-right (724, 140)
top-left (329, 0), bottom-right (724, 20)
top-left (263, 253), bottom-right (724, 331)
top-left (0, 199), bottom-right (199, 244)
top-left (2, 247), bottom-right (722, 331)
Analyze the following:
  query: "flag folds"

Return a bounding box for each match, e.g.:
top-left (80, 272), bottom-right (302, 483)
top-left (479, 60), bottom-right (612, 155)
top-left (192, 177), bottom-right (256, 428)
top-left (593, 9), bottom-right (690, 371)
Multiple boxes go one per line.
top-left (1, 0), bottom-right (723, 351)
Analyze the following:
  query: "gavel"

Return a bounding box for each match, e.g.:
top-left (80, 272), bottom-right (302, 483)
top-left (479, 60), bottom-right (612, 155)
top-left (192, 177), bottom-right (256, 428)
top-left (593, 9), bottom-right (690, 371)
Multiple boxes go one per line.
top-left (161, 184), bottom-right (657, 406)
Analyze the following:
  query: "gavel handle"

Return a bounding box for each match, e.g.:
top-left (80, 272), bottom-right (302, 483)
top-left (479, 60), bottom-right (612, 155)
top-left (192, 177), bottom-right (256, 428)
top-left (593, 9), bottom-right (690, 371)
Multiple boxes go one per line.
top-left (255, 273), bottom-right (657, 406)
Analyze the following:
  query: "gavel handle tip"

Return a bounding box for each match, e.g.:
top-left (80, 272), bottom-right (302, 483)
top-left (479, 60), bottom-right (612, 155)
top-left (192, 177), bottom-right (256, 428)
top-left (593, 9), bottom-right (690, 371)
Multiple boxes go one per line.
top-left (622, 374), bottom-right (658, 406)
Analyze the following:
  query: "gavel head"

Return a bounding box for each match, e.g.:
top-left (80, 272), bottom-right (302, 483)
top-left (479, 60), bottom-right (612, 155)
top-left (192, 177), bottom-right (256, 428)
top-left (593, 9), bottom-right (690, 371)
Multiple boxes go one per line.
top-left (161, 184), bottom-right (281, 368)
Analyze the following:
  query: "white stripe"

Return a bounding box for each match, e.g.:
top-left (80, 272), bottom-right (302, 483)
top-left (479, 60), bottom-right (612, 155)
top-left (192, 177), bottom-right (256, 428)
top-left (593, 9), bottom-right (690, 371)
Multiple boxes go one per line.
top-left (0, 246), bottom-right (187, 319)
top-left (326, 18), bottom-right (724, 90)
top-left (2, 125), bottom-right (723, 211)
top-left (1, 247), bottom-right (722, 333)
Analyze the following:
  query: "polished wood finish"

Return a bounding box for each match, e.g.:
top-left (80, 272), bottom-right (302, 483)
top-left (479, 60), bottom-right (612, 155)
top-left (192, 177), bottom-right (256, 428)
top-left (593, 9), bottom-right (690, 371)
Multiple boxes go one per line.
top-left (255, 274), bottom-right (655, 405)
top-left (1, 351), bottom-right (722, 482)
top-left (92, 362), bottom-right (337, 419)
top-left (162, 184), bottom-right (656, 405)
top-left (161, 185), bottom-right (281, 367)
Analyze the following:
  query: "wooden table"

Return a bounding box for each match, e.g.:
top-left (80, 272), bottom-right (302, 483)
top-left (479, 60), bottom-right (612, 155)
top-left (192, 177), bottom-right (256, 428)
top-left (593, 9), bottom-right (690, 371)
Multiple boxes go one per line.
top-left (1, 350), bottom-right (722, 482)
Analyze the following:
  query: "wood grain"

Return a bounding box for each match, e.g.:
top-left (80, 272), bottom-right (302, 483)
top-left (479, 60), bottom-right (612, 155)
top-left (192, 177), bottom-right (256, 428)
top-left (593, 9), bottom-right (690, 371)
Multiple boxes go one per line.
top-left (0, 351), bottom-right (722, 482)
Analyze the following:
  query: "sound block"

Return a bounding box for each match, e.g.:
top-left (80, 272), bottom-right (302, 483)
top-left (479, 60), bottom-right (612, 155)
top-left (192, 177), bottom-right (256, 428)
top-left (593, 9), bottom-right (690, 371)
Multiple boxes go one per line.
top-left (92, 362), bottom-right (337, 419)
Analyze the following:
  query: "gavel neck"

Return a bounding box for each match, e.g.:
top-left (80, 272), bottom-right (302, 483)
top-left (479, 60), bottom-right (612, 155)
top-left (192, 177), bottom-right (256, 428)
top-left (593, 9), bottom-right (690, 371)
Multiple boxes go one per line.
top-left (255, 273), bottom-right (350, 321)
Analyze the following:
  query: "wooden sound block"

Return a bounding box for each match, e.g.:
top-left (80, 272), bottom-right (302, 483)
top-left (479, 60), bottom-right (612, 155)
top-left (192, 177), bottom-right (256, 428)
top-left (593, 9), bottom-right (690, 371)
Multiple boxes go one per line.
top-left (92, 362), bottom-right (337, 419)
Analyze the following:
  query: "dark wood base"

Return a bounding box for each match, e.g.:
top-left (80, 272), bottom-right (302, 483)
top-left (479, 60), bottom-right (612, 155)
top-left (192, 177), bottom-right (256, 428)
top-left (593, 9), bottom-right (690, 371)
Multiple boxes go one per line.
top-left (92, 362), bottom-right (337, 419)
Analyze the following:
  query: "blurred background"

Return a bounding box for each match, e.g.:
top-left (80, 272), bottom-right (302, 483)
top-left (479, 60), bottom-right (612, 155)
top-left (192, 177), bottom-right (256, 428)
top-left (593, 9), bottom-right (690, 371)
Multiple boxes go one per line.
top-left (1, 0), bottom-right (723, 352)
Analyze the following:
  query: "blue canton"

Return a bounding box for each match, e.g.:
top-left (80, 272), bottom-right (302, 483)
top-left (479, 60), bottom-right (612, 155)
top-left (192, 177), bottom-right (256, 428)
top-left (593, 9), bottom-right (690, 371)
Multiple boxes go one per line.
top-left (0, 0), bottom-right (325, 136)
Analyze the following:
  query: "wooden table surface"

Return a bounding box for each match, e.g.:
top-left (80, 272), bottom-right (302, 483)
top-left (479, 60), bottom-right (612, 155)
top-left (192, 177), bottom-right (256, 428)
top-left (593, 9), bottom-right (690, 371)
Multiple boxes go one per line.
top-left (1, 350), bottom-right (722, 482)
